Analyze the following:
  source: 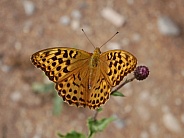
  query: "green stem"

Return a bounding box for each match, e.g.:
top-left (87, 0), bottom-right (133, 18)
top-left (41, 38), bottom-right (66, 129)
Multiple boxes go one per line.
top-left (111, 76), bottom-right (135, 94)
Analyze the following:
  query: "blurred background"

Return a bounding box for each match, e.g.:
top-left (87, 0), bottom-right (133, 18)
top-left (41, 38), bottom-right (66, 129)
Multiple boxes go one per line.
top-left (0, 0), bottom-right (184, 138)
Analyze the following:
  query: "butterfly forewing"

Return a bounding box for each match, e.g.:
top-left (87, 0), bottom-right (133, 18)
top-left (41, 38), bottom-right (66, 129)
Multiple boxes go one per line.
top-left (31, 47), bottom-right (92, 82)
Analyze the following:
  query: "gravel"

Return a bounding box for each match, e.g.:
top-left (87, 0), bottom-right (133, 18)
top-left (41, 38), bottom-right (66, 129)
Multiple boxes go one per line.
top-left (157, 16), bottom-right (180, 36)
top-left (163, 112), bottom-right (182, 133)
top-left (59, 16), bottom-right (70, 26)
top-left (23, 0), bottom-right (35, 16)
top-left (101, 7), bottom-right (126, 27)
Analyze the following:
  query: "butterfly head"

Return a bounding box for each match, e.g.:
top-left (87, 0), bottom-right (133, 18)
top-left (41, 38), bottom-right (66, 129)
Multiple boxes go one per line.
top-left (94, 47), bottom-right (101, 54)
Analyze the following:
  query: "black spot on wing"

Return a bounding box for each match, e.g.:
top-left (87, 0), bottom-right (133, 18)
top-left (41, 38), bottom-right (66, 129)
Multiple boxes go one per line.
top-left (69, 50), bottom-right (74, 58)
top-left (78, 73), bottom-right (81, 81)
top-left (62, 89), bottom-right (66, 94)
top-left (42, 58), bottom-right (46, 62)
top-left (56, 66), bottom-right (61, 71)
top-left (48, 66), bottom-right (51, 70)
top-left (66, 94), bottom-right (71, 99)
top-left (114, 61), bottom-right (118, 67)
top-left (73, 81), bottom-right (79, 87)
top-left (107, 70), bottom-right (112, 76)
top-left (73, 51), bottom-right (78, 58)
top-left (113, 52), bottom-right (117, 60)
top-left (59, 83), bottom-right (63, 88)
top-left (72, 96), bottom-right (77, 101)
top-left (109, 62), bottom-right (113, 68)
top-left (52, 56), bottom-right (57, 61)
top-left (63, 50), bottom-right (68, 58)
top-left (55, 49), bottom-right (61, 56)
top-left (52, 62), bottom-right (56, 67)
top-left (58, 58), bottom-right (63, 64)
top-left (67, 83), bottom-right (70, 87)
top-left (74, 90), bottom-right (77, 94)
top-left (79, 98), bottom-right (85, 102)
top-left (114, 69), bottom-right (117, 74)
top-left (95, 86), bottom-right (100, 90)
top-left (65, 59), bottom-right (70, 65)
top-left (63, 67), bottom-right (69, 73)
top-left (118, 52), bottom-right (121, 58)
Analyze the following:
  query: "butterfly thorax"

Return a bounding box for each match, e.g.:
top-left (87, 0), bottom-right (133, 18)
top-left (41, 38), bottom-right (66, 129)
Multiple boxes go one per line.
top-left (90, 48), bottom-right (101, 67)
top-left (88, 48), bottom-right (101, 89)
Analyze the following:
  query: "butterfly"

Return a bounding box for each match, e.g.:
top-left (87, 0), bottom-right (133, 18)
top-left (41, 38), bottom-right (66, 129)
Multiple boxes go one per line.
top-left (31, 39), bottom-right (137, 109)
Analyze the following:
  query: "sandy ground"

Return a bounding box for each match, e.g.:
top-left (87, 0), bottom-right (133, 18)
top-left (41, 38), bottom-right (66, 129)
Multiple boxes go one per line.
top-left (0, 0), bottom-right (184, 138)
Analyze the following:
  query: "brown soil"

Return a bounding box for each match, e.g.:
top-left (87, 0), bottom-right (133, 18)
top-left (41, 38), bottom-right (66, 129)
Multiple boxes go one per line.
top-left (0, 1), bottom-right (184, 138)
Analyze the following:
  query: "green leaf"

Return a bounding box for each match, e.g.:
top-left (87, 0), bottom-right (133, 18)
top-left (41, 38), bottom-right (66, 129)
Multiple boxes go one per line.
top-left (32, 82), bottom-right (54, 93)
top-left (88, 117), bottom-right (115, 138)
top-left (53, 95), bottom-right (63, 115)
top-left (58, 133), bottom-right (64, 137)
top-left (111, 91), bottom-right (125, 97)
top-left (57, 131), bottom-right (86, 138)
top-left (96, 107), bottom-right (103, 112)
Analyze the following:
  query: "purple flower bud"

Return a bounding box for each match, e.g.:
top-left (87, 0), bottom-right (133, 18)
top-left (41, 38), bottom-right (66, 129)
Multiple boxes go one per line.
top-left (134, 66), bottom-right (149, 81)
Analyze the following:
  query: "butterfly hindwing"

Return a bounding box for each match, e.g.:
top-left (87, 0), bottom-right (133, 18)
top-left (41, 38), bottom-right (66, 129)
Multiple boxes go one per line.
top-left (55, 65), bottom-right (90, 107)
top-left (88, 69), bottom-right (111, 109)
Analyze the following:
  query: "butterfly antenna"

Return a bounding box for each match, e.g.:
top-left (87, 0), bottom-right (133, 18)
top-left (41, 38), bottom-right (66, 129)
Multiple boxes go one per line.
top-left (82, 29), bottom-right (96, 49)
top-left (99, 32), bottom-right (119, 49)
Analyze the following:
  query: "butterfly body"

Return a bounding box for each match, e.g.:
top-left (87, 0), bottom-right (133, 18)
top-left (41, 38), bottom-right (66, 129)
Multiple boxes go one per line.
top-left (31, 47), bottom-right (137, 109)
top-left (88, 48), bottom-right (101, 90)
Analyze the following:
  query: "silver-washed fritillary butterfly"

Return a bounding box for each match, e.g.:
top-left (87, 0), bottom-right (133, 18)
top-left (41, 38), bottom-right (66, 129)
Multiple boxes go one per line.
top-left (31, 35), bottom-right (137, 109)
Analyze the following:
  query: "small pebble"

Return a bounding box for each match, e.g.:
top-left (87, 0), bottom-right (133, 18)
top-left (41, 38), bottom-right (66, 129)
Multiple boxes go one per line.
top-left (23, 0), bottom-right (35, 16)
top-left (157, 16), bottom-right (180, 36)
top-left (33, 134), bottom-right (41, 138)
top-left (113, 119), bottom-right (125, 129)
top-left (101, 7), bottom-right (126, 27)
top-left (23, 20), bottom-right (33, 33)
top-left (14, 41), bottom-right (22, 51)
top-left (136, 106), bottom-right (150, 121)
top-left (175, 98), bottom-right (182, 106)
top-left (127, 0), bottom-right (134, 5)
top-left (121, 38), bottom-right (130, 46)
top-left (124, 105), bottom-right (132, 113)
top-left (162, 105), bottom-right (170, 113)
top-left (59, 16), bottom-right (70, 26)
top-left (10, 91), bottom-right (22, 102)
top-left (33, 125), bottom-right (42, 138)
top-left (139, 91), bottom-right (150, 101)
top-left (71, 20), bottom-right (80, 30)
top-left (132, 33), bottom-right (141, 42)
top-left (163, 112), bottom-right (181, 133)
top-left (71, 10), bottom-right (82, 19)
top-left (140, 131), bottom-right (149, 138)
top-left (1, 64), bottom-right (11, 73)
top-left (149, 122), bottom-right (158, 135)
top-left (181, 114), bottom-right (184, 124)
top-left (181, 69), bottom-right (184, 77)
